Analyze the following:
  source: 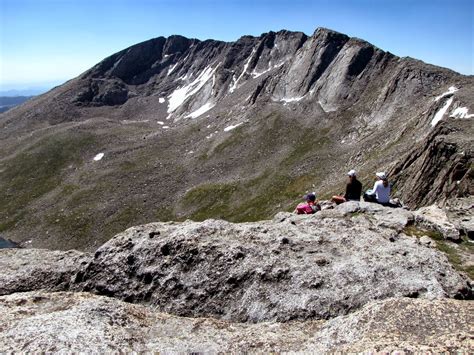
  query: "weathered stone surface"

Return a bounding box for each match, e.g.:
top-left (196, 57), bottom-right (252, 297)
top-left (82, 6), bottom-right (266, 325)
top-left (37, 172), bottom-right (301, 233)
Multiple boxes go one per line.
top-left (335, 201), bottom-right (415, 230)
top-left (0, 291), bottom-right (471, 353)
top-left (416, 204), bottom-right (461, 241)
top-left (420, 235), bottom-right (436, 247)
top-left (444, 197), bottom-right (474, 239)
top-left (0, 249), bottom-right (90, 296)
top-left (301, 297), bottom-right (474, 352)
top-left (0, 205), bottom-right (470, 324)
top-left (67, 205), bottom-right (471, 322)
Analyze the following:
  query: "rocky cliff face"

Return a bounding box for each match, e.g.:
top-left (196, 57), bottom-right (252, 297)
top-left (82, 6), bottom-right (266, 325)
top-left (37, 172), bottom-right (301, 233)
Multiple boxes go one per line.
top-left (389, 120), bottom-right (473, 208)
top-left (0, 27), bottom-right (472, 250)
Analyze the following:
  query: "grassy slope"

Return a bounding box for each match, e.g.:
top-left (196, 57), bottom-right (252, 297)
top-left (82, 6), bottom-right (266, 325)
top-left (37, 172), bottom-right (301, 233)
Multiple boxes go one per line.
top-left (0, 107), bottom-right (445, 251)
top-left (0, 131), bottom-right (97, 232)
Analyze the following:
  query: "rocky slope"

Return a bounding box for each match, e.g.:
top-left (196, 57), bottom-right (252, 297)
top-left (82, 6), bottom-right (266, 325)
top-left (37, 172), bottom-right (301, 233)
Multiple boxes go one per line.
top-left (0, 202), bottom-right (472, 352)
top-left (0, 291), bottom-right (472, 353)
top-left (0, 27), bottom-right (472, 250)
top-left (389, 120), bottom-right (473, 208)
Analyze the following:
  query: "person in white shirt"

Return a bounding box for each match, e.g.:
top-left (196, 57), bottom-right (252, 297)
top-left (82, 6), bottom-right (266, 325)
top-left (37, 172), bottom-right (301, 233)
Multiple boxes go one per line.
top-left (363, 172), bottom-right (391, 205)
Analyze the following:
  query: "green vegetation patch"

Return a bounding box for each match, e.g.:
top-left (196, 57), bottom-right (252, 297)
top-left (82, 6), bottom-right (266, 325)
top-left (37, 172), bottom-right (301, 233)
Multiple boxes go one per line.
top-left (182, 183), bottom-right (239, 221)
top-left (46, 207), bottom-right (94, 245)
top-left (182, 171), bottom-right (317, 223)
top-left (282, 127), bottom-right (330, 167)
top-left (0, 132), bottom-right (97, 231)
top-left (212, 126), bottom-right (247, 156)
top-left (155, 207), bottom-right (176, 222)
top-left (102, 203), bottom-right (146, 240)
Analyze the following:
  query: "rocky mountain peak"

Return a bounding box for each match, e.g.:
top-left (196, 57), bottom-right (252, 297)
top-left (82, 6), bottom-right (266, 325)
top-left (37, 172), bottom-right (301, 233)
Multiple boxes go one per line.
top-left (0, 24), bottom-right (472, 352)
top-left (0, 26), bottom-right (471, 252)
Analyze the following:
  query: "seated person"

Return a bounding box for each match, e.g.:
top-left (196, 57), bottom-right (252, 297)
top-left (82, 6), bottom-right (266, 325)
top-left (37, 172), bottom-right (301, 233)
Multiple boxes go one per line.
top-left (363, 172), bottom-right (391, 205)
top-left (332, 169), bottom-right (362, 204)
top-left (295, 192), bottom-right (321, 214)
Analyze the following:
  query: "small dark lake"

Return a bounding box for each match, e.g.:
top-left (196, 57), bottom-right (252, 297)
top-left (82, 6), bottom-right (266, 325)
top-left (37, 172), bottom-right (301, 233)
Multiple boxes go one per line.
top-left (0, 236), bottom-right (19, 249)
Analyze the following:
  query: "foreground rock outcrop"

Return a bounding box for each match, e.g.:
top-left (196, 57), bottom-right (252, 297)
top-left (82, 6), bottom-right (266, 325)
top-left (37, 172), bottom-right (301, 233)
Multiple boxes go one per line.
top-left (0, 249), bottom-right (90, 296)
top-left (0, 291), bottom-right (472, 352)
top-left (1, 202), bottom-right (471, 324)
top-left (0, 201), bottom-right (472, 352)
top-left (71, 202), bottom-right (471, 323)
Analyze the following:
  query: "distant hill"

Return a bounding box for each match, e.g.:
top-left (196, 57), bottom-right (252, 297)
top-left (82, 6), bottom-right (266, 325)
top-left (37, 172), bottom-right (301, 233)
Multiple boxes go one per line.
top-left (0, 86), bottom-right (55, 97)
top-left (0, 96), bottom-right (34, 113)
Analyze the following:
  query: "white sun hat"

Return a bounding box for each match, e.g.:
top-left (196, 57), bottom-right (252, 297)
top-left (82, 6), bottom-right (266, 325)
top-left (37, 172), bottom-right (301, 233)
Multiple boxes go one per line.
top-left (347, 169), bottom-right (356, 177)
top-left (376, 172), bottom-right (387, 180)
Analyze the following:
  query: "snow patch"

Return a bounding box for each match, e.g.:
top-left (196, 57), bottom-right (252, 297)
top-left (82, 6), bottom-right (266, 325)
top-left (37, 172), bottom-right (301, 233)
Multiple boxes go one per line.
top-left (121, 120), bottom-right (149, 124)
top-left (162, 126), bottom-right (170, 129)
top-left (158, 97), bottom-right (165, 103)
top-left (224, 122), bottom-right (243, 132)
top-left (228, 75), bottom-right (238, 93)
top-left (251, 62), bottom-right (285, 79)
top-left (157, 121), bottom-right (164, 125)
top-left (167, 65), bottom-right (218, 113)
top-left (434, 86), bottom-right (458, 101)
top-left (431, 97), bottom-right (453, 126)
top-left (229, 49), bottom-right (256, 93)
top-left (251, 67), bottom-right (272, 79)
top-left (167, 63), bottom-right (179, 75)
top-left (281, 96), bottom-right (305, 103)
top-left (93, 153), bottom-right (104, 161)
top-left (450, 107), bottom-right (474, 119)
top-left (186, 102), bottom-right (215, 119)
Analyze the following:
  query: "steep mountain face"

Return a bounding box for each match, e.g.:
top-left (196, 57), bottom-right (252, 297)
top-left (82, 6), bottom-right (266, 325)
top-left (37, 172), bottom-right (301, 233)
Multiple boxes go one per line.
top-left (389, 119), bottom-right (473, 208)
top-left (0, 27), bottom-right (472, 250)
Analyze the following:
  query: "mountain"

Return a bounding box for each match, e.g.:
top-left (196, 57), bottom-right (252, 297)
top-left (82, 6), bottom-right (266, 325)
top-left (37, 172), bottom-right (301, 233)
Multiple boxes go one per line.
top-left (0, 86), bottom-right (59, 97)
top-left (0, 27), bottom-right (472, 251)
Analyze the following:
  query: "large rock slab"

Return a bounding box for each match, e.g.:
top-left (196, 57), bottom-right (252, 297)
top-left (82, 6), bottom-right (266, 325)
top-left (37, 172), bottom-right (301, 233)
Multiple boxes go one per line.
top-left (0, 249), bottom-right (90, 296)
top-left (415, 205), bottom-right (461, 241)
top-left (445, 197), bottom-right (474, 239)
top-left (70, 207), bottom-right (471, 322)
top-left (0, 291), bottom-right (472, 353)
top-left (301, 296), bottom-right (474, 352)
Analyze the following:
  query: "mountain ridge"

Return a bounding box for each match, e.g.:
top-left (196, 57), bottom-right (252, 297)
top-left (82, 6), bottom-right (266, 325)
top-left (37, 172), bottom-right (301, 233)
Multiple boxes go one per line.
top-left (0, 26), bottom-right (472, 251)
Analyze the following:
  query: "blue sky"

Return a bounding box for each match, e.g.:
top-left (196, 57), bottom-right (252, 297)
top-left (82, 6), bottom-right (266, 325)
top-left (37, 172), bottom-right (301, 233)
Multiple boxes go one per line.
top-left (0, 0), bottom-right (472, 91)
